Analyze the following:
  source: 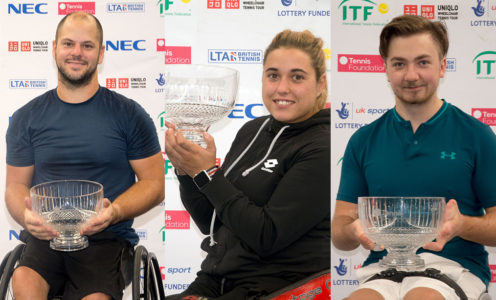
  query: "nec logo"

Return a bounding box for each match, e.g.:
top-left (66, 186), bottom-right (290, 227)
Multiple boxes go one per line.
top-left (228, 103), bottom-right (264, 119)
top-left (8, 3), bottom-right (48, 14)
top-left (9, 229), bottom-right (23, 240)
top-left (105, 40), bottom-right (146, 51)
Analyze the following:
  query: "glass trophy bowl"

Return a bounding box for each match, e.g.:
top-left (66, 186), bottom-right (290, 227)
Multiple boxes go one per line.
top-left (30, 180), bottom-right (103, 251)
top-left (163, 64), bottom-right (239, 147)
top-left (358, 196), bottom-right (445, 270)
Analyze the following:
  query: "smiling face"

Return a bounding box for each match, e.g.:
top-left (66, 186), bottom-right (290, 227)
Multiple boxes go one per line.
top-left (385, 32), bottom-right (446, 106)
top-left (53, 15), bottom-right (104, 88)
top-left (262, 47), bottom-right (326, 124)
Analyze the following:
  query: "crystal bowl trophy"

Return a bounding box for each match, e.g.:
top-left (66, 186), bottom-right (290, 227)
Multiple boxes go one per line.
top-left (358, 197), bottom-right (445, 270)
top-left (163, 64), bottom-right (239, 147)
top-left (30, 180), bottom-right (103, 251)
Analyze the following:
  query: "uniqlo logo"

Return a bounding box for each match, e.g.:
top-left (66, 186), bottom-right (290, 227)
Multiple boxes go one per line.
top-left (21, 41), bottom-right (31, 52)
top-left (421, 5), bottom-right (434, 19)
top-left (118, 78), bottom-right (129, 88)
top-left (165, 210), bottom-right (190, 229)
top-left (208, 0), bottom-right (222, 8)
top-left (106, 78), bottom-right (116, 89)
top-left (403, 4), bottom-right (418, 16)
top-left (225, 0), bottom-right (239, 9)
top-left (404, 5), bottom-right (418, 15)
top-left (8, 41), bottom-right (19, 52)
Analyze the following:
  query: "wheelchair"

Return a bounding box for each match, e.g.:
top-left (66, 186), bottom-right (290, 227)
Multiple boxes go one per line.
top-left (262, 269), bottom-right (330, 300)
top-left (0, 242), bottom-right (166, 300)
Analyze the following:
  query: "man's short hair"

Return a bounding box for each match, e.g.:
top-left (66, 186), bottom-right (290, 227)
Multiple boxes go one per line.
top-left (379, 15), bottom-right (449, 60)
top-left (55, 12), bottom-right (103, 47)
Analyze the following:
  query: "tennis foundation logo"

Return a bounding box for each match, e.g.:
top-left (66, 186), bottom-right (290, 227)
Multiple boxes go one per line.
top-left (58, 2), bottom-right (95, 14)
top-left (472, 108), bottom-right (496, 126)
top-left (338, 54), bottom-right (385, 73)
top-left (165, 210), bottom-right (190, 229)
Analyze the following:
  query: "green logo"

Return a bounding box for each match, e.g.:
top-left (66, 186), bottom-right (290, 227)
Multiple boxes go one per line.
top-left (472, 51), bottom-right (496, 79)
top-left (440, 151), bottom-right (456, 160)
top-left (157, 0), bottom-right (173, 14)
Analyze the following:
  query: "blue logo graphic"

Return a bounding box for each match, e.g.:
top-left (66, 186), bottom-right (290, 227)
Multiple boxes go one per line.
top-left (106, 40), bottom-right (146, 51)
top-left (156, 73), bottom-right (165, 86)
top-left (336, 102), bottom-right (350, 119)
top-left (281, 0), bottom-right (292, 6)
top-left (8, 3), bottom-right (48, 14)
top-left (228, 103), bottom-right (264, 119)
top-left (472, 0), bottom-right (485, 17)
top-left (334, 258), bottom-right (348, 276)
top-left (107, 3), bottom-right (146, 13)
top-left (208, 50), bottom-right (262, 64)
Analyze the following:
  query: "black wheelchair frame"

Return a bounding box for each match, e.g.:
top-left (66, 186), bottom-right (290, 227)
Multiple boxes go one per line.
top-left (0, 243), bottom-right (166, 300)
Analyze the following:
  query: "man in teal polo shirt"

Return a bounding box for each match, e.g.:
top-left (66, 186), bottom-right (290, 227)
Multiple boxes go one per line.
top-left (331, 15), bottom-right (496, 300)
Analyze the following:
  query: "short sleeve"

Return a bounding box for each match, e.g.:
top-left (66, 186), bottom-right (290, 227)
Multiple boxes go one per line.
top-left (473, 125), bottom-right (496, 208)
top-left (336, 132), bottom-right (369, 203)
top-left (6, 110), bottom-right (34, 166)
top-left (125, 102), bottom-right (161, 160)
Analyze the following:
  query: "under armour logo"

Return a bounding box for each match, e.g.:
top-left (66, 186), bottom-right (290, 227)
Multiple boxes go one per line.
top-left (440, 151), bottom-right (456, 160)
top-left (261, 159), bottom-right (278, 173)
top-left (334, 258), bottom-right (348, 276)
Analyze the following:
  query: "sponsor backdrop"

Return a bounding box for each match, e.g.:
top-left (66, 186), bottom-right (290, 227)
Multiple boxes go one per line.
top-left (0, 0), bottom-right (330, 298)
top-left (331, 0), bottom-right (496, 299)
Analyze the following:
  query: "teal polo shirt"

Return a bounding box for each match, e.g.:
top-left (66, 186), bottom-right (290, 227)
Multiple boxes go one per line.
top-left (337, 100), bottom-right (496, 286)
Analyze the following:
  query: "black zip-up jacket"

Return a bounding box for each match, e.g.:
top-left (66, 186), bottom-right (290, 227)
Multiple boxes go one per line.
top-left (176, 109), bottom-right (330, 292)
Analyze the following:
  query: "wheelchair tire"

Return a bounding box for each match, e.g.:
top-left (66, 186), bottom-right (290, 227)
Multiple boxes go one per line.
top-left (148, 252), bottom-right (165, 300)
top-left (132, 245), bottom-right (150, 300)
top-left (0, 243), bottom-right (25, 299)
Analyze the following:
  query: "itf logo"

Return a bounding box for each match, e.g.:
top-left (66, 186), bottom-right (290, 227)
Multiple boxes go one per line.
top-left (339, 0), bottom-right (390, 24)
top-left (472, 51), bottom-right (496, 79)
top-left (334, 258), bottom-right (348, 276)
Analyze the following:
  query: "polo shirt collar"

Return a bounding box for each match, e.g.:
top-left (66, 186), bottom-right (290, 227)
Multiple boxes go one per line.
top-left (392, 99), bottom-right (449, 126)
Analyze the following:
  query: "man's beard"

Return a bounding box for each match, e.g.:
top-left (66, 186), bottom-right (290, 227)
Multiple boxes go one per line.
top-left (57, 60), bottom-right (98, 88)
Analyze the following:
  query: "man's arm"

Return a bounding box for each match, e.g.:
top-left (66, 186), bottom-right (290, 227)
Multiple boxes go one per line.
top-left (82, 152), bottom-right (165, 235)
top-left (424, 200), bottom-right (496, 251)
top-left (5, 164), bottom-right (58, 240)
top-left (331, 200), bottom-right (376, 251)
top-left (5, 164), bottom-right (34, 228)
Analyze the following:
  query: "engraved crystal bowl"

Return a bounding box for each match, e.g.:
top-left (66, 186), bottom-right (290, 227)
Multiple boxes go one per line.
top-left (30, 180), bottom-right (103, 251)
top-left (358, 196), bottom-right (445, 270)
top-left (163, 64), bottom-right (239, 147)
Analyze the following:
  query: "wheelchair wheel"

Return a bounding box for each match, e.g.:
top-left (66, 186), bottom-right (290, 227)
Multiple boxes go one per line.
top-left (0, 243), bottom-right (25, 299)
top-left (132, 246), bottom-right (165, 300)
top-left (148, 252), bottom-right (165, 300)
